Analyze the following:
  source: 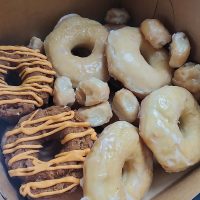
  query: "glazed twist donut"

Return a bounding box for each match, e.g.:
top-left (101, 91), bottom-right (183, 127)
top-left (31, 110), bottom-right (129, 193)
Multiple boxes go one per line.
top-left (107, 27), bottom-right (172, 97)
top-left (44, 14), bottom-right (109, 87)
top-left (83, 121), bottom-right (153, 200)
top-left (139, 86), bottom-right (200, 172)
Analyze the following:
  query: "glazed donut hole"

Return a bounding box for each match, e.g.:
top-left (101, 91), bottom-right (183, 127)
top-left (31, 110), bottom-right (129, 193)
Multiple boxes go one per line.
top-left (28, 36), bottom-right (43, 51)
top-left (169, 32), bottom-right (191, 68)
top-left (76, 77), bottom-right (110, 106)
top-left (53, 76), bottom-right (75, 106)
top-left (78, 101), bottom-right (113, 127)
top-left (140, 19), bottom-right (171, 49)
top-left (105, 8), bottom-right (130, 25)
top-left (172, 62), bottom-right (200, 94)
top-left (112, 88), bottom-right (139, 123)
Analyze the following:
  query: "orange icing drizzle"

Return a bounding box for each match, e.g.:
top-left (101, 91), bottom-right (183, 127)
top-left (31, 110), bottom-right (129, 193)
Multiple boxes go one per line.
top-left (3, 110), bottom-right (97, 198)
top-left (0, 46), bottom-right (55, 107)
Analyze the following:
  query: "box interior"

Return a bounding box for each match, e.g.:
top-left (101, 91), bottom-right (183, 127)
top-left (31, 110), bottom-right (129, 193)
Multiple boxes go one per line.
top-left (0, 0), bottom-right (199, 199)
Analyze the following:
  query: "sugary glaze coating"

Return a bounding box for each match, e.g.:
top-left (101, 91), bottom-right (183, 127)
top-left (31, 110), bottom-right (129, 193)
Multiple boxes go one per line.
top-left (83, 121), bottom-right (153, 200)
top-left (139, 86), bottom-right (200, 172)
top-left (107, 27), bottom-right (172, 97)
top-left (169, 32), bottom-right (191, 68)
top-left (172, 62), bottom-right (200, 93)
top-left (140, 19), bottom-right (171, 49)
top-left (112, 88), bottom-right (139, 123)
top-left (78, 102), bottom-right (113, 127)
top-left (76, 78), bottom-right (110, 106)
top-left (105, 8), bottom-right (130, 25)
top-left (44, 14), bottom-right (109, 87)
top-left (53, 76), bottom-right (75, 106)
top-left (0, 46), bottom-right (55, 123)
top-left (2, 106), bottom-right (97, 199)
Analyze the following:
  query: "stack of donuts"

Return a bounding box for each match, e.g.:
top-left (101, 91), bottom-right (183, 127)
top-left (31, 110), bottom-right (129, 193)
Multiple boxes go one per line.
top-left (0, 8), bottom-right (200, 200)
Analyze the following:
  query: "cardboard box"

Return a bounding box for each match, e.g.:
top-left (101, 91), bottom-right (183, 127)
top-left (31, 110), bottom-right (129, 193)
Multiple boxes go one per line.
top-left (0, 0), bottom-right (199, 199)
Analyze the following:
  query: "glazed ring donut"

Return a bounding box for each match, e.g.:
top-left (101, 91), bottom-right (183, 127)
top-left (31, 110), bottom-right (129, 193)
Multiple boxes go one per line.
top-left (83, 121), bottom-right (153, 200)
top-left (107, 27), bottom-right (172, 97)
top-left (139, 86), bottom-right (200, 172)
top-left (2, 106), bottom-right (97, 199)
top-left (44, 15), bottom-right (109, 87)
top-left (0, 46), bottom-right (55, 123)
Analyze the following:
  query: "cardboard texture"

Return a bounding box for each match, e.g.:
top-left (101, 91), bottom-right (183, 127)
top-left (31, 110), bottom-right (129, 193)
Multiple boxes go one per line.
top-left (0, 0), bottom-right (199, 199)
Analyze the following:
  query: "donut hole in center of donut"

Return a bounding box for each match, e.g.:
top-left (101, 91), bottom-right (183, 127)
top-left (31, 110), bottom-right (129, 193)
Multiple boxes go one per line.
top-left (71, 43), bottom-right (93, 58)
top-left (38, 140), bottom-right (62, 161)
top-left (178, 116), bottom-right (186, 134)
top-left (5, 70), bottom-right (22, 86)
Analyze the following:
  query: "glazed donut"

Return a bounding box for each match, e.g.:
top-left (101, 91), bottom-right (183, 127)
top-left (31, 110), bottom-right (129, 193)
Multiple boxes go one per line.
top-left (0, 46), bottom-right (55, 123)
top-left (83, 121), bottom-right (153, 200)
top-left (107, 27), bottom-right (172, 97)
top-left (169, 32), bottom-right (191, 68)
top-left (140, 19), bottom-right (171, 49)
top-left (53, 76), bottom-right (75, 106)
top-left (76, 78), bottom-right (110, 106)
top-left (172, 62), bottom-right (200, 94)
top-left (139, 86), bottom-right (200, 172)
top-left (2, 106), bottom-right (97, 199)
top-left (44, 14), bottom-right (109, 87)
top-left (112, 88), bottom-right (139, 123)
top-left (78, 101), bottom-right (113, 127)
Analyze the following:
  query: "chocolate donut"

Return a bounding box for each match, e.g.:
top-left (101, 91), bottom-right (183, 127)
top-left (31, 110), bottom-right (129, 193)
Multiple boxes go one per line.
top-left (0, 46), bottom-right (55, 123)
top-left (2, 106), bottom-right (97, 199)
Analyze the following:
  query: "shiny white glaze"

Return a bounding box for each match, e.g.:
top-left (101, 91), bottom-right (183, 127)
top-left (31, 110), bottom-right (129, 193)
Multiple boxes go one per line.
top-left (76, 77), bottom-right (110, 106)
top-left (106, 27), bottom-right (172, 97)
top-left (53, 76), bottom-right (75, 106)
top-left (78, 101), bottom-right (113, 127)
top-left (172, 62), bottom-right (200, 94)
top-left (140, 19), bottom-right (171, 49)
top-left (83, 121), bottom-right (153, 200)
top-left (139, 86), bottom-right (200, 172)
top-left (44, 15), bottom-right (109, 87)
top-left (112, 88), bottom-right (139, 123)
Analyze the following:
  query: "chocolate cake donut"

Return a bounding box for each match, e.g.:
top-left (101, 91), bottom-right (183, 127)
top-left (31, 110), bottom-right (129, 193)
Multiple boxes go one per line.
top-left (2, 106), bottom-right (97, 199)
top-left (0, 46), bottom-right (55, 123)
